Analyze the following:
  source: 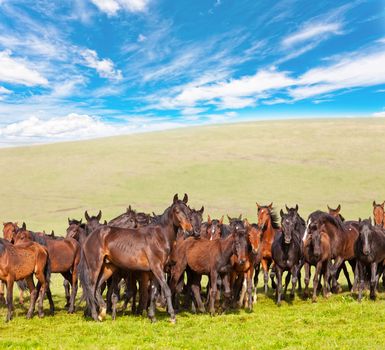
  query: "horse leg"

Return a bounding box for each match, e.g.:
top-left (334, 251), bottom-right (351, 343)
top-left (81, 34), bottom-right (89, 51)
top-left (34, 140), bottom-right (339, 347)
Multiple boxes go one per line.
top-left (151, 264), bottom-right (176, 323)
top-left (350, 260), bottom-right (358, 292)
top-left (284, 272), bottom-right (291, 296)
top-left (238, 274), bottom-right (247, 308)
top-left (312, 261), bottom-right (322, 302)
top-left (0, 281), bottom-right (5, 305)
top-left (246, 268), bottom-right (253, 311)
top-left (5, 278), bottom-right (14, 322)
top-left (290, 266), bottom-right (298, 299)
top-left (209, 270), bottom-right (218, 316)
top-left (270, 261), bottom-right (277, 289)
top-left (261, 259), bottom-right (269, 294)
top-left (148, 279), bottom-right (159, 322)
top-left (303, 262), bottom-right (310, 298)
top-left (253, 264), bottom-right (259, 302)
top-left (276, 266), bottom-right (283, 306)
top-left (370, 262), bottom-right (378, 300)
top-left (357, 261), bottom-right (365, 302)
top-left (95, 264), bottom-right (117, 321)
top-left (322, 261), bottom-right (331, 298)
top-left (63, 279), bottom-right (71, 308)
top-left (342, 262), bottom-right (352, 291)
top-left (221, 273), bottom-right (231, 312)
top-left (189, 272), bottom-right (205, 313)
top-left (68, 253), bottom-right (80, 314)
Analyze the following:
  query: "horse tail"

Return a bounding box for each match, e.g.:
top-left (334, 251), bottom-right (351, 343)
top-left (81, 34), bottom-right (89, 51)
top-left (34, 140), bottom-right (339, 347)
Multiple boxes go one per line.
top-left (78, 247), bottom-right (98, 316)
top-left (44, 252), bottom-right (52, 287)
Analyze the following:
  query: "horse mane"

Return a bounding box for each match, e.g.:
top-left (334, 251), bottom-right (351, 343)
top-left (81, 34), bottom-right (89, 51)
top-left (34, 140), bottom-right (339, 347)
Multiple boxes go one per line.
top-left (0, 239), bottom-right (7, 255)
top-left (269, 209), bottom-right (280, 229)
top-left (320, 214), bottom-right (345, 231)
top-left (28, 231), bottom-right (48, 246)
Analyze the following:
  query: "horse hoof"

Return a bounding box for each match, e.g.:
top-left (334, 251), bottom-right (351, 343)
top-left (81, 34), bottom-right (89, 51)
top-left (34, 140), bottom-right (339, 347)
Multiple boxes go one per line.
top-left (277, 301), bottom-right (281, 307)
top-left (26, 313), bottom-right (32, 319)
top-left (38, 312), bottom-right (44, 318)
top-left (170, 318), bottom-right (176, 324)
top-left (150, 317), bottom-right (157, 323)
top-left (312, 297), bottom-right (317, 303)
top-left (97, 307), bottom-right (106, 321)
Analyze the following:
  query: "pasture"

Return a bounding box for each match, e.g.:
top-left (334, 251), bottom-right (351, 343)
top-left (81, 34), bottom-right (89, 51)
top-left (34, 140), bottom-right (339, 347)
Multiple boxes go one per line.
top-left (0, 118), bottom-right (385, 349)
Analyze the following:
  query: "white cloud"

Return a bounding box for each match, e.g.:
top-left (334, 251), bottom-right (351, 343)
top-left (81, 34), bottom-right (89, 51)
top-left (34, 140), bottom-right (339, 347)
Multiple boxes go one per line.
top-left (0, 113), bottom-right (188, 147)
top-left (0, 86), bottom-right (12, 95)
top-left (0, 50), bottom-right (48, 86)
top-left (290, 49), bottom-right (385, 99)
top-left (166, 69), bottom-right (295, 109)
top-left (373, 111), bottom-right (385, 117)
top-left (90, 0), bottom-right (149, 15)
top-left (137, 34), bottom-right (146, 42)
top-left (80, 49), bottom-right (122, 80)
top-left (282, 22), bottom-right (342, 47)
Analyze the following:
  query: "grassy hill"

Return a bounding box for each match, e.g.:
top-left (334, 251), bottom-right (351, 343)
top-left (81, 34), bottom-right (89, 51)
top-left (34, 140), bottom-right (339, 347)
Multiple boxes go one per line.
top-left (0, 118), bottom-right (384, 233)
top-left (1, 117), bottom-right (385, 349)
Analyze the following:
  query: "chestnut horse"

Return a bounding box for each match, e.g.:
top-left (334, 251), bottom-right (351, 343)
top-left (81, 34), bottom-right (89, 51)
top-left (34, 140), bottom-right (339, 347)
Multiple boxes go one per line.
top-left (170, 221), bottom-right (249, 315)
top-left (373, 201), bottom-right (385, 228)
top-left (79, 193), bottom-right (193, 322)
top-left (1, 222), bottom-right (28, 305)
top-left (255, 202), bottom-right (280, 293)
top-left (0, 238), bottom-right (50, 321)
top-left (15, 223), bottom-right (81, 314)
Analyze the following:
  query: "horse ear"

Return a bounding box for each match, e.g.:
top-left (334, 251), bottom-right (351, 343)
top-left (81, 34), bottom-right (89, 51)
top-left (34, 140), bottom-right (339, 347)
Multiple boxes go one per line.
top-left (327, 205), bottom-right (331, 211)
top-left (182, 193), bottom-right (188, 203)
top-left (268, 202), bottom-right (273, 209)
top-left (199, 206), bottom-right (204, 214)
top-left (79, 218), bottom-right (82, 224)
top-left (373, 201), bottom-right (377, 207)
top-left (127, 205), bottom-right (132, 212)
top-left (68, 217), bottom-right (71, 225)
top-left (369, 217), bottom-right (372, 225)
top-left (382, 201), bottom-right (385, 208)
top-left (244, 218), bottom-right (250, 228)
top-left (280, 209), bottom-right (284, 218)
top-left (358, 217), bottom-right (361, 223)
top-left (207, 215), bottom-right (212, 224)
top-left (22, 222), bottom-right (26, 230)
top-left (85, 211), bottom-right (90, 221)
top-left (295, 204), bottom-right (299, 211)
top-left (285, 204), bottom-right (289, 212)
top-left (238, 214), bottom-right (242, 220)
top-left (227, 214), bottom-right (231, 222)
top-left (256, 202), bottom-right (260, 210)
top-left (219, 215), bottom-right (224, 225)
top-left (173, 194), bottom-right (179, 203)
top-left (96, 210), bottom-right (102, 221)
top-left (336, 204), bottom-right (341, 212)
top-left (103, 220), bottom-right (107, 225)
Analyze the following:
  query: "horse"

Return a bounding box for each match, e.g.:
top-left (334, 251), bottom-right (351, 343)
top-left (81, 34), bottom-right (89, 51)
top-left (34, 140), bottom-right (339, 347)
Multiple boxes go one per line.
top-left (170, 220), bottom-right (249, 315)
top-left (200, 215), bottom-right (225, 240)
top-left (108, 206), bottom-right (138, 228)
top-left (84, 210), bottom-right (103, 234)
top-left (355, 218), bottom-right (385, 301)
top-left (1, 222), bottom-right (28, 305)
top-left (272, 205), bottom-right (305, 305)
top-left (15, 222), bottom-right (81, 314)
top-left (303, 221), bottom-right (332, 302)
top-left (79, 193), bottom-right (193, 323)
top-left (373, 201), bottom-right (385, 228)
top-left (255, 202), bottom-right (280, 293)
top-left (0, 238), bottom-right (50, 321)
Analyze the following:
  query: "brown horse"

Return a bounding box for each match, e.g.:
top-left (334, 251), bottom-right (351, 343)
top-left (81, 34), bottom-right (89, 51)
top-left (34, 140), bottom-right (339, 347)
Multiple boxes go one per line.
top-left (170, 221), bottom-right (249, 315)
top-left (255, 202), bottom-right (279, 293)
top-left (0, 238), bottom-right (50, 321)
top-left (79, 193), bottom-right (193, 322)
top-left (15, 223), bottom-right (81, 314)
top-left (1, 222), bottom-right (29, 305)
top-left (373, 201), bottom-right (385, 228)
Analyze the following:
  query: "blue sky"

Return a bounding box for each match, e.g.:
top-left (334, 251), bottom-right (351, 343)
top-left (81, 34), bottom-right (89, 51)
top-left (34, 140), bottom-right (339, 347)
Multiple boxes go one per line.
top-left (0, 0), bottom-right (384, 145)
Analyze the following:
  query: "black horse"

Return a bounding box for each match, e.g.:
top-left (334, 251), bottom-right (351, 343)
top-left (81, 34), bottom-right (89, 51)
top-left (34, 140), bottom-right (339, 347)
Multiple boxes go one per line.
top-left (355, 218), bottom-right (385, 301)
top-left (272, 205), bottom-right (305, 305)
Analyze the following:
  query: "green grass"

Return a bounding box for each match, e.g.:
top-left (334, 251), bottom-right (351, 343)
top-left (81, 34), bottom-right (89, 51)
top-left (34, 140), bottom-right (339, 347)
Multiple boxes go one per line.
top-left (0, 118), bottom-right (385, 349)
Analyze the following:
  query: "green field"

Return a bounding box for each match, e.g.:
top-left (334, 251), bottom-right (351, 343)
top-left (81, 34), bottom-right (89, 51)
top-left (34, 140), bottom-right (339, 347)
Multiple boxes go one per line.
top-left (1, 118), bottom-right (385, 349)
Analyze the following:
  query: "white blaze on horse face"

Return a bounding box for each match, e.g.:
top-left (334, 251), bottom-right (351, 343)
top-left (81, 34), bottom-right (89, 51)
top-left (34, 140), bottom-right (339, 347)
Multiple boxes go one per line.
top-left (303, 218), bottom-right (311, 242)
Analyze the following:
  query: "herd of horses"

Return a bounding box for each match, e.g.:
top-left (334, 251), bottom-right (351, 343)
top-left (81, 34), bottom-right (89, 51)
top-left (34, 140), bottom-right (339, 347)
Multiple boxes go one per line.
top-left (1, 194), bottom-right (385, 323)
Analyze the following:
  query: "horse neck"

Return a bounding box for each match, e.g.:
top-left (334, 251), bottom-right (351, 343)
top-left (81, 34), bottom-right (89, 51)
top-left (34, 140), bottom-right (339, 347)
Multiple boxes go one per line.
top-left (158, 207), bottom-right (177, 244)
top-left (263, 220), bottom-right (275, 242)
top-left (219, 234), bottom-right (235, 261)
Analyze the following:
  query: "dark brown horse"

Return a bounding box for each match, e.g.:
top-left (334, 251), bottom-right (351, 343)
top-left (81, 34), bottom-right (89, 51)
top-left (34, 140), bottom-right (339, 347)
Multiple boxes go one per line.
top-left (0, 238), bottom-right (50, 321)
top-left (255, 202), bottom-right (279, 293)
top-left (108, 206), bottom-right (138, 228)
top-left (79, 193), bottom-right (193, 322)
top-left (85, 210), bottom-right (103, 234)
top-left (15, 223), bottom-right (81, 314)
